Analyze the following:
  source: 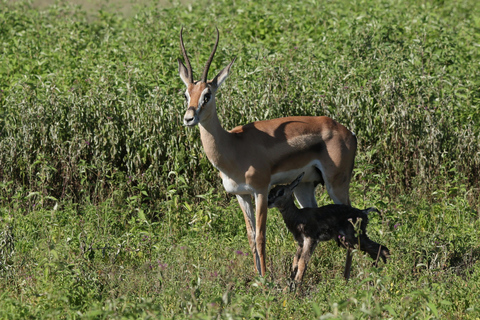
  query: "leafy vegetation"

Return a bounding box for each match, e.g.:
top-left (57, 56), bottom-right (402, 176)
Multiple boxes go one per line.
top-left (1, 0), bottom-right (479, 318)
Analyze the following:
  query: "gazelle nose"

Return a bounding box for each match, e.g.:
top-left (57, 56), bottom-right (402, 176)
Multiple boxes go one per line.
top-left (184, 107), bottom-right (198, 126)
top-left (184, 107), bottom-right (195, 120)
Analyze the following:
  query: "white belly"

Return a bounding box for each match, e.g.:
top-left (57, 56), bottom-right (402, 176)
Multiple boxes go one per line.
top-left (216, 160), bottom-right (323, 195)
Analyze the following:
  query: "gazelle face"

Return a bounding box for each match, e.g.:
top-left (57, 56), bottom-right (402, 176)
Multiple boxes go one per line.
top-left (178, 28), bottom-right (235, 127)
top-left (182, 82), bottom-right (214, 127)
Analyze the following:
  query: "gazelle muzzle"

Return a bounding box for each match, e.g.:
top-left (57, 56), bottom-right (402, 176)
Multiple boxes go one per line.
top-left (183, 106), bottom-right (199, 126)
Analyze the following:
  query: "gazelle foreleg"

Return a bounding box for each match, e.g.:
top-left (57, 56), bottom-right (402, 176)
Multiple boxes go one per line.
top-left (254, 192), bottom-right (269, 276)
top-left (236, 194), bottom-right (261, 274)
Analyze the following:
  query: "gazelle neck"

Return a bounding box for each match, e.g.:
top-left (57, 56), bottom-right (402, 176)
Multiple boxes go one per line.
top-left (198, 102), bottom-right (232, 169)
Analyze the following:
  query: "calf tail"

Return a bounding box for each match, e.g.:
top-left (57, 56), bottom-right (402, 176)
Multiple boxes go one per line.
top-left (363, 207), bottom-right (380, 215)
top-left (359, 235), bottom-right (390, 264)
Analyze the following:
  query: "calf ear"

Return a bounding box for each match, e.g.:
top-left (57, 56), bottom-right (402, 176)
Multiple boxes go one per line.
top-left (289, 172), bottom-right (305, 191)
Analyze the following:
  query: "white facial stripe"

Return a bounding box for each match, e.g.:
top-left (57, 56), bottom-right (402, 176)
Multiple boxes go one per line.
top-left (198, 88), bottom-right (210, 109)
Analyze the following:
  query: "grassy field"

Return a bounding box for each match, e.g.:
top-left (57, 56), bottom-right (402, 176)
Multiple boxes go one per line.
top-left (17, 0), bottom-right (192, 16)
top-left (1, 0), bottom-right (480, 318)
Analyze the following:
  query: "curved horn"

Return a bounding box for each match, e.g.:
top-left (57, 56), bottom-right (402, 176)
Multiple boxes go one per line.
top-left (201, 27), bottom-right (220, 83)
top-left (180, 27), bottom-right (194, 83)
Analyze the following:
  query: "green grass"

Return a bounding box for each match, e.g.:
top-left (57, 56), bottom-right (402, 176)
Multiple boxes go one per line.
top-left (1, 0), bottom-right (480, 318)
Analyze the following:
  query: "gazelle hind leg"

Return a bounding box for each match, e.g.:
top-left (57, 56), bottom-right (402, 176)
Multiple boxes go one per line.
top-left (293, 182), bottom-right (318, 208)
top-left (313, 163), bottom-right (351, 206)
top-left (324, 172), bottom-right (352, 206)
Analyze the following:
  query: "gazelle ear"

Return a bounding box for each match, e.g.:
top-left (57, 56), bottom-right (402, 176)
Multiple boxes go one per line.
top-left (178, 58), bottom-right (191, 86)
top-left (289, 172), bottom-right (305, 191)
top-left (211, 57), bottom-right (236, 89)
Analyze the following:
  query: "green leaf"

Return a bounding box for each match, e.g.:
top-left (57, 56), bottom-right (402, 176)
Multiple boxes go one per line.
top-left (137, 209), bottom-right (146, 221)
top-left (427, 302), bottom-right (439, 317)
top-left (383, 305), bottom-right (397, 316)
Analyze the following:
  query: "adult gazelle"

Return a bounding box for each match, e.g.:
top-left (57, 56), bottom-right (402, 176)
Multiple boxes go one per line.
top-left (178, 28), bottom-right (357, 276)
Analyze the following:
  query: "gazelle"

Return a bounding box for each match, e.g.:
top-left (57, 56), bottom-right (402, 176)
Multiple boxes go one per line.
top-left (178, 28), bottom-right (357, 276)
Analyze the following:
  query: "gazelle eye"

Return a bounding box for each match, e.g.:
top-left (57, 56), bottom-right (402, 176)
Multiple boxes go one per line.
top-left (204, 92), bottom-right (211, 104)
top-left (183, 93), bottom-right (188, 102)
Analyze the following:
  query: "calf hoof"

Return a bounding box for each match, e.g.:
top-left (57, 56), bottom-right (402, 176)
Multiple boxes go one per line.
top-left (289, 281), bottom-right (296, 292)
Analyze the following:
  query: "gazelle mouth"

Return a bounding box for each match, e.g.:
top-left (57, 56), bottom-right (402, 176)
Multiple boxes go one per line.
top-left (184, 118), bottom-right (199, 127)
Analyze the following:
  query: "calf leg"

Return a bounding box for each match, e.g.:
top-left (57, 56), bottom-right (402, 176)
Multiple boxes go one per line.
top-left (343, 247), bottom-right (353, 280)
top-left (294, 237), bottom-right (317, 282)
top-left (291, 244), bottom-right (303, 280)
